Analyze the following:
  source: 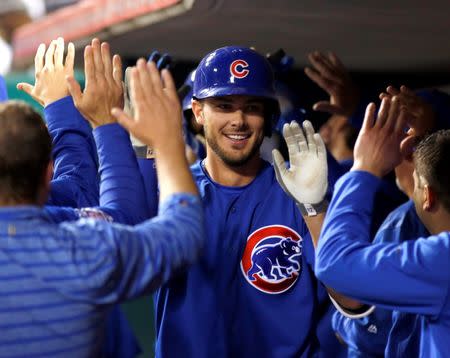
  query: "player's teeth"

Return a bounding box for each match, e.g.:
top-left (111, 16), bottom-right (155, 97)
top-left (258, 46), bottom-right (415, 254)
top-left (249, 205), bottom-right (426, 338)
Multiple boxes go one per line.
top-left (228, 135), bottom-right (247, 140)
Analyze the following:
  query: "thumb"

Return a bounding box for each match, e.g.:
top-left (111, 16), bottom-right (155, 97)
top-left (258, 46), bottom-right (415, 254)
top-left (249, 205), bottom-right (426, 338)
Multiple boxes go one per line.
top-left (111, 107), bottom-right (135, 134)
top-left (272, 149), bottom-right (288, 181)
top-left (272, 149), bottom-right (293, 198)
top-left (65, 76), bottom-right (82, 106)
top-left (17, 83), bottom-right (43, 106)
top-left (17, 82), bottom-right (34, 96)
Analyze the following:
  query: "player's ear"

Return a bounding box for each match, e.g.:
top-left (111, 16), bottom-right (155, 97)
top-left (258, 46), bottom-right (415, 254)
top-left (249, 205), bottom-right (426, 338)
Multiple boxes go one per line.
top-left (422, 184), bottom-right (436, 212)
top-left (192, 99), bottom-right (205, 125)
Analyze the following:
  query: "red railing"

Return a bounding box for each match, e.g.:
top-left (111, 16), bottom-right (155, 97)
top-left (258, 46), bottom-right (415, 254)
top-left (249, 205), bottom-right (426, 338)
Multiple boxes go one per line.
top-left (13, 0), bottom-right (180, 63)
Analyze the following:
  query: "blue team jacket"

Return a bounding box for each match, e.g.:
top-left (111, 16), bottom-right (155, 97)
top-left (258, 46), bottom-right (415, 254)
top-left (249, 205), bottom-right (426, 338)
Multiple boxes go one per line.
top-left (332, 200), bottom-right (429, 357)
top-left (317, 171), bottom-right (450, 358)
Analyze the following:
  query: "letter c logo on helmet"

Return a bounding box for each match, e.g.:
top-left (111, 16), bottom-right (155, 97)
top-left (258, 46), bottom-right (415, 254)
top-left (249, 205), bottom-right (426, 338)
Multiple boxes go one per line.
top-left (230, 59), bottom-right (249, 79)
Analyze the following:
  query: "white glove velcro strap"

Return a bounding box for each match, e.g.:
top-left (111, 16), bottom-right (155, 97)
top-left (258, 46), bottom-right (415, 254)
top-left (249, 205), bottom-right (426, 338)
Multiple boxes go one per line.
top-left (296, 199), bottom-right (328, 217)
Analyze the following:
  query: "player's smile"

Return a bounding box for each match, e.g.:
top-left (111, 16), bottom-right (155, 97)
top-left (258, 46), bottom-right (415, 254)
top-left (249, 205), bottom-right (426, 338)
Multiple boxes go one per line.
top-left (223, 131), bottom-right (252, 148)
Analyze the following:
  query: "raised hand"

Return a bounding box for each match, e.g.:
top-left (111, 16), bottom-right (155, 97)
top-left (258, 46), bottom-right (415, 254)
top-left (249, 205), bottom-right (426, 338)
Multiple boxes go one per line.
top-left (305, 51), bottom-right (360, 117)
top-left (112, 59), bottom-right (196, 201)
top-left (352, 97), bottom-right (407, 177)
top-left (112, 59), bottom-right (182, 150)
top-left (380, 85), bottom-right (435, 137)
top-left (66, 38), bottom-right (123, 128)
top-left (17, 37), bottom-right (74, 107)
top-left (272, 120), bottom-right (328, 216)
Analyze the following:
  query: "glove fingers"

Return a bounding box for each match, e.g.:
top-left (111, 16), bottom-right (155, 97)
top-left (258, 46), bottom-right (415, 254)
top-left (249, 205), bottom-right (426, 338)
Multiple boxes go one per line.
top-left (289, 120), bottom-right (308, 153)
top-left (314, 133), bottom-right (327, 162)
top-left (283, 123), bottom-right (300, 160)
top-left (303, 120), bottom-right (317, 154)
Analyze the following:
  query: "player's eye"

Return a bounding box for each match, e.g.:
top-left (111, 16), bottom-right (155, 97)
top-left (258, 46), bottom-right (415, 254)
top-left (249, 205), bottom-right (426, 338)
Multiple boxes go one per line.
top-left (217, 103), bottom-right (233, 111)
top-left (245, 103), bottom-right (264, 114)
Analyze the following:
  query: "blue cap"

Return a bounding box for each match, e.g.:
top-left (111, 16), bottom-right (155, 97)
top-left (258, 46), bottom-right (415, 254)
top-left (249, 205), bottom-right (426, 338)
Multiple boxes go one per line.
top-left (182, 70), bottom-right (195, 111)
top-left (193, 46), bottom-right (277, 101)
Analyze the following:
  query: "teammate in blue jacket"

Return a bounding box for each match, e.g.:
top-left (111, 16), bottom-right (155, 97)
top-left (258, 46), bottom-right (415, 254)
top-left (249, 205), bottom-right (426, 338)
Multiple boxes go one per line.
top-left (331, 85), bottom-right (450, 357)
top-left (17, 38), bottom-right (144, 357)
top-left (0, 44), bottom-right (204, 357)
top-left (315, 95), bottom-right (450, 357)
top-left (152, 46), bottom-right (357, 357)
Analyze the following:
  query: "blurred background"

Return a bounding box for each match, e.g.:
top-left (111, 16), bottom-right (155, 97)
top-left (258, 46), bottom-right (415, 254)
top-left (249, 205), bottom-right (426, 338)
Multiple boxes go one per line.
top-left (1, 0), bottom-right (449, 356)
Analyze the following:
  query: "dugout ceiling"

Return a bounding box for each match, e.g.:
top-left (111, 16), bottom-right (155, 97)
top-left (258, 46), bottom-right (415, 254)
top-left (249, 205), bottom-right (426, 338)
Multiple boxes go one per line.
top-left (12, 0), bottom-right (450, 73)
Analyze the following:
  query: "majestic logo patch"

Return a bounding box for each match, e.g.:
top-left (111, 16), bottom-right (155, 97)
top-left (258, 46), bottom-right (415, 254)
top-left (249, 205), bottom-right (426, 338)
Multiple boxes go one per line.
top-left (230, 59), bottom-right (249, 79)
top-left (241, 225), bottom-right (302, 294)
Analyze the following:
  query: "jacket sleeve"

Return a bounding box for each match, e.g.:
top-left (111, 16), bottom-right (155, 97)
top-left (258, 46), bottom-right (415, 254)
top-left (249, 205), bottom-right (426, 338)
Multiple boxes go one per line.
top-left (45, 122), bottom-right (150, 225)
top-left (70, 193), bottom-right (204, 302)
top-left (316, 171), bottom-right (450, 317)
top-left (92, 123), bottom-right (150, 224)
top-left (46, 96), bottom-right (99, 207)
top-left (137, 158), bottom-right (159, 218)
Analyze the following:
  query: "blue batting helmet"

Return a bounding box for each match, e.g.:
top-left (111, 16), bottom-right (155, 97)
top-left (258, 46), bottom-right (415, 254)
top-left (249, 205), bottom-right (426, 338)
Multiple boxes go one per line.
top-left (182, 70), bottom-right (196, 112)
top-left (193, 46), bottom-right (280, 135)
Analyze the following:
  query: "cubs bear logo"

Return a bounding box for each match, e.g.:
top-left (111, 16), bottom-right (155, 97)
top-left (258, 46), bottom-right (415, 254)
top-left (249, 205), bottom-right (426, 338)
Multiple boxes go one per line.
top-left (241, 225), bottom-right (303, 294)
top-left (230, 59), bottom-right (249, 79)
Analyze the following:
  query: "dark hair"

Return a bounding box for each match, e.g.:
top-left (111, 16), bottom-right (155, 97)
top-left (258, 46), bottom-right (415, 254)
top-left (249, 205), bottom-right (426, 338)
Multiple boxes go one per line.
top-left (0, 101), bottom-right (52, 203)
top-left (414, 129), bottom-right (450, 212)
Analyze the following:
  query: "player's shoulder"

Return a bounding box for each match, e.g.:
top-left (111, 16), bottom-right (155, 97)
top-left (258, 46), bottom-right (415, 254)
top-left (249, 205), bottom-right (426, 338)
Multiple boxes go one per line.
top-left (190, 160), bottom-right (204, 180)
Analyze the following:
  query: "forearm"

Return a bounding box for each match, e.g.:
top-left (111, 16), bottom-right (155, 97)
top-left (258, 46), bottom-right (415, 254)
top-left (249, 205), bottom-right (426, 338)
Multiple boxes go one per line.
top-left (302, 212), bottom-right (325, 248)
top-left (154, 134), bottom-right (198, 203)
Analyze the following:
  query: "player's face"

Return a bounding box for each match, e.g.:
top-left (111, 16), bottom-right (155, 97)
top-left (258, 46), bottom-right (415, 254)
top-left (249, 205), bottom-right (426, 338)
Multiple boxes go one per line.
top-left (194, 95), bottom-right (266, 167)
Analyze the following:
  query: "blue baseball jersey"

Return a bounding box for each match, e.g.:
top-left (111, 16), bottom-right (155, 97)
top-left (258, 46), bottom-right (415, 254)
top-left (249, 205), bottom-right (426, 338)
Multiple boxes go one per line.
top-left (317, 171), bottom-right (450, 358)
top-left (154, 160), bottom-right (335, 357)
top-left (332, 200), bottom-right (429, 357)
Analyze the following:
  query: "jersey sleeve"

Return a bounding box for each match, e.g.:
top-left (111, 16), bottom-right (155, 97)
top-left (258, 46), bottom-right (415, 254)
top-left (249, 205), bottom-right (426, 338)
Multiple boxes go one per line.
top-left (45, 96), bottom-right (99, 207)
top-left (44, 123), bottom-right (150, 226)
top-left (78, 193), bottom-right (204, 302)
top-left (137, 158), bottom-right (159, 218)
top-left (316, 171), bottom-right (450, 317)
top-left (93, 123), bottom-right (150, 224)
top-left (332, 308), bottom-right (389, 357)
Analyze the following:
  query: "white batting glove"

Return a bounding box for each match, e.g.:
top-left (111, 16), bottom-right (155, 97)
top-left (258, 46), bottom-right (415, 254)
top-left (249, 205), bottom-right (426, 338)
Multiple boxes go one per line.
top-left (272, 120), bottom-right (328, 216)
top-left (124, 67), bottom-right (150, 157)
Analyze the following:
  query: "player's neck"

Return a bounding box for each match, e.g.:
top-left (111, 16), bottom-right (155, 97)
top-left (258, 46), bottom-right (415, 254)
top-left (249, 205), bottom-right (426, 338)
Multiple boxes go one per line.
top-left (426, 210), bottom-right (450, 235)
top-left (202, 154), bottom-right (262, 187)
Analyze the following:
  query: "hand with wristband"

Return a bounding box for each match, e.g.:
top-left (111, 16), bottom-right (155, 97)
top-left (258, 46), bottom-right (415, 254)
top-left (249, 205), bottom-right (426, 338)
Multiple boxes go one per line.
top-left (272, 120), bottom-right (328, 217)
